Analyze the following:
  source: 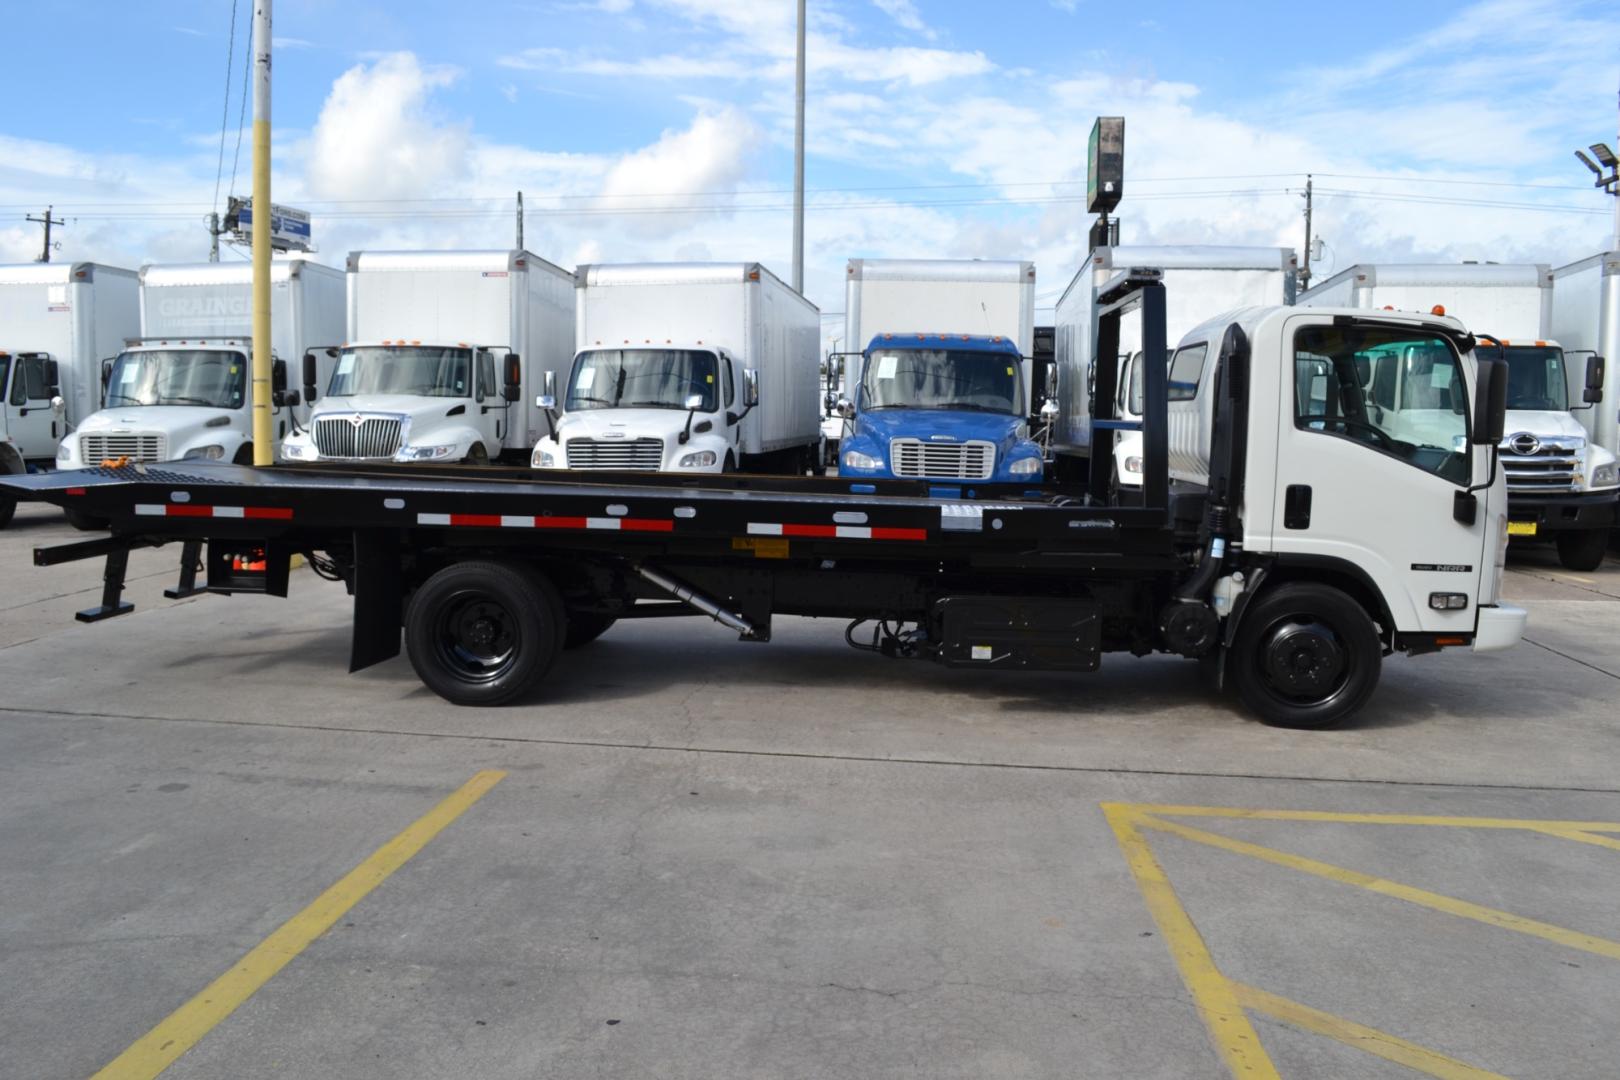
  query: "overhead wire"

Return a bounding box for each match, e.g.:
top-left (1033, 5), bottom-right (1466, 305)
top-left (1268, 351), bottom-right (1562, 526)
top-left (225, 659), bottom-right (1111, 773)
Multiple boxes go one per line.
top-left (228, 11), bottom-right (254, 200)
top-left (210, 0), bottom-right (241, 219)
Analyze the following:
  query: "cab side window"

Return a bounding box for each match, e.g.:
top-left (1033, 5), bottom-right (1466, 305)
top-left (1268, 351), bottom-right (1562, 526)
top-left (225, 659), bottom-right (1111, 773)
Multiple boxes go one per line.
top-left (1294, 325), bottom-right (1469, 485)
top-left (1167, 344), bottom-right (1207, 401)
top-left (10, 354), bottom-right (50, 406)
top-left (722, 356), bottom-right (734, 408)
top-left (477, 351), bottom-right (496, 403)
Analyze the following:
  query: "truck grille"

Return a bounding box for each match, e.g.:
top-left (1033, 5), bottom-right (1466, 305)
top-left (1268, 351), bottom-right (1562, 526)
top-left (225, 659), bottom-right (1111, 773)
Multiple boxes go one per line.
top-left (80, 433), bottom-right (166, 463)
top-left (1501, 439), bottom-right (1582, 494)
top-left (314, 416), bottom-right (404, 460)
top-left (565, 437), bottom-right (664, 470)
top-left (889, 438), bottom-right (995, 480)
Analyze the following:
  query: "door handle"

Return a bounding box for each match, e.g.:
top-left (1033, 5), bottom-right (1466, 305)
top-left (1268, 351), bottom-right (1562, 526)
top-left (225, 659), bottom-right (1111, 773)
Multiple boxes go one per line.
top-left (1284, 484), bottom-right (1312, 529)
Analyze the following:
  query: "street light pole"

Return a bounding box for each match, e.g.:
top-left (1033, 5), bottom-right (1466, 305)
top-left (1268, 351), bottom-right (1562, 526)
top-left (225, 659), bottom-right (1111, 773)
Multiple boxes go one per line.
top-left (250, 0), bottom-right (273, 466)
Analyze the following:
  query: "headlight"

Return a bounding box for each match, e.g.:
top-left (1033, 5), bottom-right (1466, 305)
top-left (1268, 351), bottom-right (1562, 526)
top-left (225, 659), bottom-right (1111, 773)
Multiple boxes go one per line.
top-left (57, 443), bottom-right (71, 462)
top-left (183, 444), bottom-right (226, 460)
top-left (1592, 462), bottom-right (1618, 487)
top-left (678, 449), bottom-right (718, 468)
top-left (394, 444), bottom-right (459, 461)
top-left (1007, 456), bottom-right (1043, 477)
top-left (842, 448), bottom-right (883, 470)
top-left (1123, 456), bottom-right (1144, 474)
top-left (282, 442), bottom-right (310, 460)
top-left (532, 447), bottom-right (556, 468)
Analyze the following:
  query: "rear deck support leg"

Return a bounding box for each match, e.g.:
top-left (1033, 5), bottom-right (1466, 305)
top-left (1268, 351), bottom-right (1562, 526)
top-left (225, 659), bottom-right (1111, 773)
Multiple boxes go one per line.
top-left (76, 546), bottom-right (134, 623)
top-left (162, 540), bottom-right (207, 600)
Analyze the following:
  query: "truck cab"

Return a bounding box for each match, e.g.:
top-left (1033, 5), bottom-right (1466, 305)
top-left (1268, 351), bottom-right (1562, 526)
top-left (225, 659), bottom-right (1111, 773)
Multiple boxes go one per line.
top-left (531, 344), bottom-right (757, 473)
top-left (56, 340), bottom-right (290, 470)
top-left (0, 350), bottom-right (65, 473)
top-left (835, 333), bottom-right (1045, 483)
top-left (282, 341), bottom-right (520, 464)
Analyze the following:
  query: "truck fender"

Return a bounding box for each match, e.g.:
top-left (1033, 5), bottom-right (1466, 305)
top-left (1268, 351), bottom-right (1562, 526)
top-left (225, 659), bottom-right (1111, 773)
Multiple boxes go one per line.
top-left (1228, 555), bottom-right (1396, 650)
top-left (0, 444), bottom-right (25, 475)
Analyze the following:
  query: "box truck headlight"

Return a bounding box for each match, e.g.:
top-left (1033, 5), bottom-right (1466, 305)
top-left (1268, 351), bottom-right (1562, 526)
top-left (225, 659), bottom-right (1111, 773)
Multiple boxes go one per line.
top-left (1123, 455), bottom-right (1144, 475)
top-left (57, 443), bottom-right (71, 462)
top-left (532, 447), bottom-right (556, 468)
top-left (282, 442), bottom-right (311, 461)
top-left (1592, 462), bottom-right (1618, 487)
top-left (183, 445), bottom-right (226, 461)
top-left (842, 448), bottom-right (883, 471)
top-left (395, 444), bottom-right (459, 461)
top-left (1008, 456), bottom-right (1043, 477)
top-left (678, 449), bottom-right (718, 468)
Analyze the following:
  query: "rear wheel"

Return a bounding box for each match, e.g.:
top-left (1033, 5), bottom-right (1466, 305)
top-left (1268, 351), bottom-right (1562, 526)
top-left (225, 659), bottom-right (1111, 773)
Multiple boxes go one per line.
top-left (405, 561), bottom-right (564, 706)
top-left (1555, 528), bottom-right (1609, 572)
top-left (64, 507), bottom-right (110, 531)
top-left (564, 612), bottom-right (617, 649)
top-left (1229, 583), bottom-right (1382, 729)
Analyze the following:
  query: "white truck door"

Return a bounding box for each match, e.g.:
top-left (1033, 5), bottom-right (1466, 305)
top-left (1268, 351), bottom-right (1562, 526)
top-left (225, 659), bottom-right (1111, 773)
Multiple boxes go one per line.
top-left (476, 349), bottom-right (502, 444)
top-left (1271, 315), bottom-right (1489, 634)
top-left (7, 353), bottom-right (60, 461)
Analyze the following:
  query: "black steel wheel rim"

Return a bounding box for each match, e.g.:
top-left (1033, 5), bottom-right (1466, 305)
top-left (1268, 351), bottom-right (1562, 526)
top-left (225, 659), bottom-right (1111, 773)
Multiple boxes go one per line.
top-left (1254, 614), bottom-right (1352, 708)
top-left (432, 589), bottom-right (521, 684)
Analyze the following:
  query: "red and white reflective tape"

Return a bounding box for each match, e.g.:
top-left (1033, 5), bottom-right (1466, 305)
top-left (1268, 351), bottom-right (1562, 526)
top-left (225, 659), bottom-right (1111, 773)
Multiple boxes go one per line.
top-left (747, 522), bottom-right (927, 542)
top-left (416, 512), bottom-right (674, 533)
top-left (134, 503), bottom-right (293, 520)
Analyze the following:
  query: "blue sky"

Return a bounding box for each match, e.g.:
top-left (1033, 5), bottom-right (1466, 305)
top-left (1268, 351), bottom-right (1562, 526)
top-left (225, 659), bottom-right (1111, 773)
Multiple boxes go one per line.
top-left (2, 0), bottom-right (1617, 318)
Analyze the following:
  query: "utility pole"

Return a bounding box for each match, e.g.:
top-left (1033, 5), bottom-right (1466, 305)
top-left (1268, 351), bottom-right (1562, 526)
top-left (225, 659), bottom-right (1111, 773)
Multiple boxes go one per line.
top-left (26, 206), bottom-right (64, 263)
top-left (250, 0), bottom-right (273, 466)
top-left (516, 191), bottom-right (524, 250)
top-left (791, 0), bottom-right (806, 294)
top-left (1300, 174), bottom-right (1314, 291)
top-left (208, 212), bottom-right (223, 262)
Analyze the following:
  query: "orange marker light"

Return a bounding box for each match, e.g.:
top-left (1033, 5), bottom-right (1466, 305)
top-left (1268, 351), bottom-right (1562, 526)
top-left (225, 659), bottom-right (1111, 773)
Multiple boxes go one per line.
top-left (1431, 305), bottom-right (1446, 316)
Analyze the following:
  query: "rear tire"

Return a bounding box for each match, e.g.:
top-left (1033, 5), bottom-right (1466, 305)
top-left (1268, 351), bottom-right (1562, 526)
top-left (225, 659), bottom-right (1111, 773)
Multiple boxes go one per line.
top-left (1555, 528), bottom-right (1608, 572)
top-left (405, 561), bottom-right (564, 706)
top-left (64, 507), bottom-right (110, 531)
top-left (564, 612), bottom-right (617, 649)
top-left (1229, 583), bottom-right (1382, 729)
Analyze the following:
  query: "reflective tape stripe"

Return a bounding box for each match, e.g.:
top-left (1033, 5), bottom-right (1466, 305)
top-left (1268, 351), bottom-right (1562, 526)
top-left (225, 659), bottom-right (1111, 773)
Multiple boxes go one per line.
top-left (748, 521), bottom-right (927, 541)
top-left (132, 504), bottom-right (291, 520)
top-left (417, 513), bottom-right (673, 533)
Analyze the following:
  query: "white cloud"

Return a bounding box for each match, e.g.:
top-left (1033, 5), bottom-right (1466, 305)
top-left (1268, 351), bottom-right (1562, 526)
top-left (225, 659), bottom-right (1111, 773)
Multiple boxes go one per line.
top-left (501, 83), bottom-right (519, 103)
top-left (596, 108), bottom-right (760, 236)
top-left (872, 0), bottom-right (935, 38)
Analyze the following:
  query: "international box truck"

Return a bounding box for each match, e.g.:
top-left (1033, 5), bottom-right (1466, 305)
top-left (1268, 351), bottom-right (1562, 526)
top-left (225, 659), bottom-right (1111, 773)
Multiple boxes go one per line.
top-left (1052, 245), bottom-right (1298, 491)
top-left (1550, 249), bottom-right (1620, 551)
top-left (283, 249), bottom-right (575, 466)
top-left (0, 262), bottom-right (139, 526)
top-left (532, 262), bottom-right (821, 474)
top-left (835, 259), bottom-right (1045, 483)
top-left (56, 257), bottom-right (344, 490)
top-left (1299, 262), bottom-right (1616, 570)
top-left (7, 271), bottom-right (1525, 730)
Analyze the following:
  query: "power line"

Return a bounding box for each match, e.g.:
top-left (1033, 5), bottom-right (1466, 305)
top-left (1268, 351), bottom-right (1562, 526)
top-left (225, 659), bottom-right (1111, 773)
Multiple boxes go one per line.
top-left (228, 11), bottom-right (253, 199)
top-left (211, 0), bottom-right (240, 218)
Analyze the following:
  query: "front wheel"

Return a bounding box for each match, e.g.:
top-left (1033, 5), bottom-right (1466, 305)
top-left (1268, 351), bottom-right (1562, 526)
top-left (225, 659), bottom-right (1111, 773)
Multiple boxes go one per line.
top-left (404, 561), bottom-right (564, 706)
top-left (1229, 583), bottom-right (1382, 729)
top-left (1555, 528), bottom-right (1609, 572)
top-left (0, 495), bottom-right (14, 529)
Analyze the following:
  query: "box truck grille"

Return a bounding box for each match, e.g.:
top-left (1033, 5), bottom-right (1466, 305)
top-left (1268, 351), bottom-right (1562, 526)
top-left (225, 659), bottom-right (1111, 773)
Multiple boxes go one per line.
top-left (565, 438), bottom-right (664, 470)
top-left (889, 438), bottom-right (995, 480)
top-left (80, 433), bottom-right (166, 463)
top-left (314, 416), bottom-right (404, 460)
top-left (1502, 450), bottom-right (1582, 493)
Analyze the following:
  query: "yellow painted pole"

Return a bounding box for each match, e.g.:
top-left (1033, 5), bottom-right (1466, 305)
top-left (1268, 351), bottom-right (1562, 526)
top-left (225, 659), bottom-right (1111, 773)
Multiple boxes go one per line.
top-left (250, 0), bottom-right (273, 465)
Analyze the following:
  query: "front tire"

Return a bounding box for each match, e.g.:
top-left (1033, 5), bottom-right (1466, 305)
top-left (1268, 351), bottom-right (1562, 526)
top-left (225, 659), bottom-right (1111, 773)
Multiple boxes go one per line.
top-left (1229, 583), bottom-right (1382, 729)
top-left (0, 495), bottom-right (14, 529)
top-left (464, 443), bottom-right (490, 466)
top-left (233, 443), bottom-right (255, 466)
top-left (1555, 528), bottom-right (1609, 572)
top-left (405, 561), bottom-right (564, 706)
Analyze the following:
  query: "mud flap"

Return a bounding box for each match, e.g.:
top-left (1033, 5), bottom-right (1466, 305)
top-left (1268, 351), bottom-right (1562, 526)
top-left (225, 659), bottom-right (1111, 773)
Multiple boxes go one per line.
top-left (350, 529), bottom-right (403, 672)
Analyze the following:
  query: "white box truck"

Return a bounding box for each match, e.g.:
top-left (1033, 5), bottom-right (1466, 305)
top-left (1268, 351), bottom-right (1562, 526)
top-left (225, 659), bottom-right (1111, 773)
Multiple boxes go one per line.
top-left (532, 262), bottom-right (821, 474)
top-left (834, 258), bottom-right (1044, 483)
top-left (56, 257), bottom-right (344, 528)
top-left (1550, 250), bottom-right (1620, 551)
top-left (0, 262), bottom-right (140, 527)
top-left (283, 250), bottom-right (575, 465)
top-left (1052, 245), bottom-right (1298, 490)
top-left (1300, 262), bottom-right (1616, 569)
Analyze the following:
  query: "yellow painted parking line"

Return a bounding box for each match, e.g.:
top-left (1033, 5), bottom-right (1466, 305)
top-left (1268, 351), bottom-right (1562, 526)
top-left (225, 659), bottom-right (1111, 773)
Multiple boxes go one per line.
top-left (1530, 826), bottom-right (1620, 853)
top-left (92, 769), bottom-right (506, 1080)
top-left (1115, 804), bottom-right (1620, 832)
top-left (1135, 813), bottom-right (1620, 962)
top-left (1102, 804), bottom-right (1280, 1079)
top-left (1231, 982), bottom-right (1509, 1080)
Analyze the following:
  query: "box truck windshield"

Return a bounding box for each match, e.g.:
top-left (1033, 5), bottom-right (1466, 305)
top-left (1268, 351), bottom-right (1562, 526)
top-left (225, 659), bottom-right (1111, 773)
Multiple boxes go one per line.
top-left (105, 350), bottom-right (246, 409)
top-left (567, 349), bottom-right (720, 412)
top-left (862, 348), bottom-right (1023, 415)
top-left (330, 346), bottom-right (471, 398)
top-left (1500, 345), bottom-right (1567, 411)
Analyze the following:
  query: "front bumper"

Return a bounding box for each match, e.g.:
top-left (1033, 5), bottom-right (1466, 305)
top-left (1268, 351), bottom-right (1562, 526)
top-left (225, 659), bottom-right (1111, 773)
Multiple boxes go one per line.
top-left (1473, 603), bottom-right (1528, 653)
top-left (1505, 490), bottom-right (1618, 533)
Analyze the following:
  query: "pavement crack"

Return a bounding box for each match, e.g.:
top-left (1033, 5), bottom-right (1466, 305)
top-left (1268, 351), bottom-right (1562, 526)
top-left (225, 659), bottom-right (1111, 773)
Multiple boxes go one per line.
top-left (1523, 636), bottom-right (1620, 682)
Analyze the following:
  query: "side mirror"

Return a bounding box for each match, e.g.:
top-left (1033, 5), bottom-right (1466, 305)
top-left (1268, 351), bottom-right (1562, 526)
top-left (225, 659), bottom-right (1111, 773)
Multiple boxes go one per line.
top-left (824, 389), bottom-right (838, 414)
top-left (836, 397), bottom-right (855, 419)
top-left (42, 358), bottom-right (60, 398)
top-left (101, 358), bottom-right (114, 387)
top-left (537, 394), bottom-right (557, 410)
top-left (51, 395), bottom-right (66, 415)
top-left (503, 352), bottom-right (522, 402)
top-left (1472, 358), bottom-right (1508, 445)
top-left (301, 351), bottom-right (319, 403)
top-left (281, 389), bottom-right (301, 408)
top-left (743, 367), bottom-right (759, 407)
top-left (1584, 354), bottom-right (1605, 405)
top-left (272, 357), bottom-right (287, 394)
top-left (1040, 398), bottom-right (1060, 423)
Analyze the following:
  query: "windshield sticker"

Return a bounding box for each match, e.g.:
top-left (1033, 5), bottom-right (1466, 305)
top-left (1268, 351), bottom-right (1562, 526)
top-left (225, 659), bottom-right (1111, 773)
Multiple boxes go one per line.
top-left (706, 374), bottom-right (714, 383)
top-left (875, 354), bottom-right (899, 380)
top-left (577, 367), bottom-right (596, 390)
top-left (119, 364), bottom-right (139, 384)
top-left (1007, 366), bottom-right (1014, 376)
top-left (335, 354), bottom-right (356, 377)
top-left (229, 365), bottom-right (239, 374)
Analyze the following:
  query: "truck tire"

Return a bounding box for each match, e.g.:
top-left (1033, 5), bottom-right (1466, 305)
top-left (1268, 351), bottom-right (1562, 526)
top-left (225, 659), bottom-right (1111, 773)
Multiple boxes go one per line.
top-left (465, 443), bottom-right (490, 466)
top-left (564, 612), bottom-right (617, 649)
top-left (405, 560), bottom-right (564, 706)
top-left (234, 444), bottom-right (255, 466)
top-left (1229, 582), bottom-right (1381, 729)
top-left (1555, 528), bottom-right (1609, 572)
top-left (64, 507), bottom-right (110, 531)
top-left (0, 496), bottom-right (13, 530)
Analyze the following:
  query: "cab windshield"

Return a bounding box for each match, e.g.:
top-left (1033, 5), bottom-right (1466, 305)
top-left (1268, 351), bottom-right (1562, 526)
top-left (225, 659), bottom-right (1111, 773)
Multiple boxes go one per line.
top-left (1501, 345), bottom-right (1568, 412)
top-left (861, 348), bottom-right (1023, 415)
top-left (567, 349), bottom-right (719, 412)
top-left (329, 346), bottom-right (472, 398)
top-left (104, 350), bottom-right (247, 409)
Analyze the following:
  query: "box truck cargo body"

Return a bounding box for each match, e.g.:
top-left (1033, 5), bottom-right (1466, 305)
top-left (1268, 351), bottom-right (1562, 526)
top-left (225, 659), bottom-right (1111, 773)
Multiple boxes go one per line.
top-left (1053, 245), bottom-right (1297, 488)
top-left (284, 250), bottom-right (574, 465)
top-left (1550, 251), bottom-right (1620, 465)
top-left (533, 263), bottom-right (820, 473)
top-left (0, 262), bottom-right (139, 468)
top-left (1300, 262), bottom-right (1616, 569)
top-left (836, 259), bottom-right (1044, 483)
top-left (57, 257), bottom-right (345, 483)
